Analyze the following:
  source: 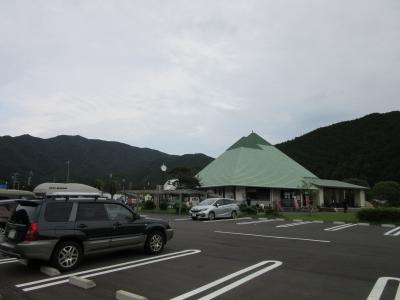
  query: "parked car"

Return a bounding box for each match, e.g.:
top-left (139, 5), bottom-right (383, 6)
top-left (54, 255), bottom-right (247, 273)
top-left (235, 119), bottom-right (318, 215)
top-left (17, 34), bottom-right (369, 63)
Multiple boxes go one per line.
top-left (0, 197), bottom-right (173, 271)
top-left (189, 198), bottom-right (240, 220)
top-left (0, 200), bottom-right (18, 235)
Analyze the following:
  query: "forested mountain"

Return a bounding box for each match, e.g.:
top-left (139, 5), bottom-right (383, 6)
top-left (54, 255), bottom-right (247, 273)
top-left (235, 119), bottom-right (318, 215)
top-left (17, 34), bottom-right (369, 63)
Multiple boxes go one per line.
top-left (276, 111), bottom-right (400, 185)
top-left (1, 111), bottom-right (398, 189)
top-left (0, 135), bottom-right (213, 189)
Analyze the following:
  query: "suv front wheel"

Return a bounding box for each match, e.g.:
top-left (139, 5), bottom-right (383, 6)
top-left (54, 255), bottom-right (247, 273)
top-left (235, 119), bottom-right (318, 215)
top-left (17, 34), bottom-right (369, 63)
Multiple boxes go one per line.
top-left (52, 241), bottom-right (83, 272)
top-left (145, 230), bottom-right (165, 254)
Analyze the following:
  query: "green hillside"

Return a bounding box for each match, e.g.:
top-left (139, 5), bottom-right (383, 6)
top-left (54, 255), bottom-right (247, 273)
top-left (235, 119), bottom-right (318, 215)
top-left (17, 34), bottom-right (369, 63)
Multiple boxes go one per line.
top-left (276, 111), bottom-right (400, 185)
top-left (0, 135), bottom-right (213, 189)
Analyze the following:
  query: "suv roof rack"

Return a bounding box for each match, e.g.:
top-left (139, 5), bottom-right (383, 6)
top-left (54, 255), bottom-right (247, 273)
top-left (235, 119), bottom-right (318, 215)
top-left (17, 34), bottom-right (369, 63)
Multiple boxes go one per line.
top-left (46, 192), bottom-right (106, 202)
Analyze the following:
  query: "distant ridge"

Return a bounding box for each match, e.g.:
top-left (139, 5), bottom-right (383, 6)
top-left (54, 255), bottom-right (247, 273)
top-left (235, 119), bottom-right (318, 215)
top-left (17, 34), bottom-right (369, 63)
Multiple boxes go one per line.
top-left (0, 135), bottom-right (213, 188)
top-left (276, 111), bottom-right (400, 185)
top-left (0, 111), bottom-right (398, 188)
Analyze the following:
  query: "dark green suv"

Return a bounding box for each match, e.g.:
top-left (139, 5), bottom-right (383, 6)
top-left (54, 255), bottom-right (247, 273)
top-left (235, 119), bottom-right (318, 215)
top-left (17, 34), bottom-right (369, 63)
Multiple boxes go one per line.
top-left (0, 197), bottom-right (173, 271)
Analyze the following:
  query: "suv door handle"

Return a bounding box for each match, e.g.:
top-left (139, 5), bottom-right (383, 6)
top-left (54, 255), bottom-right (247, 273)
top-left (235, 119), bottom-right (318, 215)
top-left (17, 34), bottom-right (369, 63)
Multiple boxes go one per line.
top-left (77, 223), bottom-right (87, 229)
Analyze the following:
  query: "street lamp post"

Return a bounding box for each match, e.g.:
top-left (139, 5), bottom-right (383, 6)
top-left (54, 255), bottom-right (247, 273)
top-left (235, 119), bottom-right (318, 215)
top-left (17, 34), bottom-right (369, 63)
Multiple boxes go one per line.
top-left (160, 163), bottom-right (167, 209)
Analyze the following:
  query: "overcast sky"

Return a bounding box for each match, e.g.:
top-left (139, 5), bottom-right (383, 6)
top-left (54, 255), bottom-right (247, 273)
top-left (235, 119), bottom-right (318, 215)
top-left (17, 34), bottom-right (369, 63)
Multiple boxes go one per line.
top-left (0, 1), bottom-right (399, 157)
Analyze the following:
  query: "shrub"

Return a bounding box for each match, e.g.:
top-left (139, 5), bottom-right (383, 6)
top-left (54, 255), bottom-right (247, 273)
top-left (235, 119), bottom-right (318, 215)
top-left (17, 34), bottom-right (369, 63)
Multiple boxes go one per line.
top-left (371, 181), bottom-right (400, 207)
top-left (357, 208), bottom-right (400, 223)
top-left (159, 201), bottom-right (168, 210)
top-left (143, 200), bottom-right (156, 210)
top-left (264, 207), bottom-right (281, 217)
top-left (174, 203), bottom-right (188, 214)
top-left (239, 204), bottom-right (257, 215)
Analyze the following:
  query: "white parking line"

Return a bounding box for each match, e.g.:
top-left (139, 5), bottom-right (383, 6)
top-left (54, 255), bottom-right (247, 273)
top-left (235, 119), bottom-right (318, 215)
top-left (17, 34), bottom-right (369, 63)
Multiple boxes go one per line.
top-left (215, 231), bottom-right (331, 243)
top-left (0, 257), bottom-right (17, 262)
top-left (276, 221), bottom-right (313, 228)
top-left (367, 277), bottom-right (400, 300)
top-left (324, 224), bottom-right (358, 231)
top-left (174, 218), bottom-right (192, 221)
top-left (384, 226), bottom-right (400, 236)
top-left (0, 258), bottom-right (18, 265)
top-left (204, 217), bottom-right (252, 223)
top-left (170, 260), bottom-right (282, 300)
top-left (237, 219), bottom-right (278, 225)
top-left (17, 249), bottom-right (201, 292)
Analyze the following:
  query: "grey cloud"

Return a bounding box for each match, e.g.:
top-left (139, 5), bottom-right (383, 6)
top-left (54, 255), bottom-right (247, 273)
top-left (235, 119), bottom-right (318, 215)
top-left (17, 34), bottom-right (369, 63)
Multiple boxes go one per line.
top-left (0, 0), bottom-right (399, 156)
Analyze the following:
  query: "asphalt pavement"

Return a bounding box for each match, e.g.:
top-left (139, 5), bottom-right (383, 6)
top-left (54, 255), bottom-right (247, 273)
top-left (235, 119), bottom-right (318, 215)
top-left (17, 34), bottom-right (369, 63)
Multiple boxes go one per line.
top-left (0, 214), bottom-right (399, 300)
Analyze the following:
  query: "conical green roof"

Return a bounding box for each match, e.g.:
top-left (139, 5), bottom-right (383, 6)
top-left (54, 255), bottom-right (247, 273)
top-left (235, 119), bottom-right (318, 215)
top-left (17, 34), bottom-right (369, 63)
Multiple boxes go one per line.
top-left (197, 132), bottom-right (318, 189)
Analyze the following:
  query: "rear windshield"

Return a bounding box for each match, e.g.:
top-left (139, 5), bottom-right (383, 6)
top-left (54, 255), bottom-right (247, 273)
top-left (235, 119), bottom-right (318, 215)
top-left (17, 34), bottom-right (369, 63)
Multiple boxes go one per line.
top-left (44, 202), bottom-right (73, 222)
top-left (9, 204), bottom-right (39, 225)
top-left (0, 202), bottom-right (17, 218)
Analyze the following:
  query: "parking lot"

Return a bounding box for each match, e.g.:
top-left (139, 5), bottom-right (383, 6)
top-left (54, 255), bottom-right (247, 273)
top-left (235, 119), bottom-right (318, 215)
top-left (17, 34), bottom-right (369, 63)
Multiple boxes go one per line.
top-left (0, 215), bottom-right (399, 300)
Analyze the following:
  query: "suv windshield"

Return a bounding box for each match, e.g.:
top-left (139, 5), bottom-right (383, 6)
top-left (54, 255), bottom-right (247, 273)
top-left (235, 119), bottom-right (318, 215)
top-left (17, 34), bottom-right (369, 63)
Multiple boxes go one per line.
top-left (198, 199), bottom-right (217, 206)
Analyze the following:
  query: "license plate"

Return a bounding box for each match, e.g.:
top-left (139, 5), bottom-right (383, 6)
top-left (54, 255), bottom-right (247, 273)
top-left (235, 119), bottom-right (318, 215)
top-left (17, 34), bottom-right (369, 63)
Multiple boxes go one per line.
top-left (191, 213), bottom-right (197, 217)
top-left (8, 229), bottom-right (16, 239)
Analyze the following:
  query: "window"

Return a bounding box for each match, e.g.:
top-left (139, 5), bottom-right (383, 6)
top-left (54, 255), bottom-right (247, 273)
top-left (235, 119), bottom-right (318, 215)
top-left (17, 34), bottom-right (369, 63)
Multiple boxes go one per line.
top-left (223, 199), bottom-right (233, 205)
top-left (10, 204), bottom-right (39, 225)
top-left (215, 199), bottom-right (224, 206)
top-left (44, 202), bottom-right (73, 222)
top-left (77, 203), bottom-right (108, 221)
top-left (105, 204), bottom-right (133, 221)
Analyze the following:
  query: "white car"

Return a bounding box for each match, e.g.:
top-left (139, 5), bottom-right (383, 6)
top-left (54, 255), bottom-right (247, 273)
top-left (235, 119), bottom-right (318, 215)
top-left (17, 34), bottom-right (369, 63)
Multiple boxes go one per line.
top-left (189, 198), bottom-right (240, 220)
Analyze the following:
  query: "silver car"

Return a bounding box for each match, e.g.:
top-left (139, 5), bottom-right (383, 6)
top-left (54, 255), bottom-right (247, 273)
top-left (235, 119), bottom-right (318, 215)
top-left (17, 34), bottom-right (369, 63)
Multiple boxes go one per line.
top-left (189, 198), bottom-right (240, 220)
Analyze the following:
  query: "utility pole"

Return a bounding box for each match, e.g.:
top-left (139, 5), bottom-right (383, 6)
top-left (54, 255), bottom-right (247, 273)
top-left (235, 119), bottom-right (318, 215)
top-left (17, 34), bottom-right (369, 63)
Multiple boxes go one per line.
top-left (27, 170), bottom-right (33, 187)
top-left (65, 161), bottom-right (70, 183)
top-left (12, 172), bottom-right (19, 189)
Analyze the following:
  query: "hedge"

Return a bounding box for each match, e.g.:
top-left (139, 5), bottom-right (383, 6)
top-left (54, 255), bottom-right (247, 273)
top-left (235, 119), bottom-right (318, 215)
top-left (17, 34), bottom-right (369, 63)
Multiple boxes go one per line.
top-left (357, 208), bottom-right (400, 223)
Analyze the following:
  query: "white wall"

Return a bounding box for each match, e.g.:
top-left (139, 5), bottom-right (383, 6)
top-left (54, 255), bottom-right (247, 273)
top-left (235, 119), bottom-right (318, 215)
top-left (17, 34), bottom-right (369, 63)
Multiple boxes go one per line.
top-left (354, 190), bottom-right (366, 207)
top-left (316, 188), bottom-right (324, 207)
top-left (235, 187), bottom-right (246, 202)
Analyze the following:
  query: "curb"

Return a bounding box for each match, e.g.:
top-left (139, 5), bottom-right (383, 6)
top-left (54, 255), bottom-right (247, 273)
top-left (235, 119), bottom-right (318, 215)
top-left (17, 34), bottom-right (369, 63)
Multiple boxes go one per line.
top-left (381, 224), bottom-right (396, 228)
top-left (357, 223), bottom-right (370, 226)
top-left (312, 220), bottom-right (324, 223)
top-left (293, 219), bottom-right (303, 222)
top-left (69, 276), bottom-right (96, 289)
top-left (40, 266), bottom-right (61, 277)
top-left (333, 221), bottom-right (346, 225)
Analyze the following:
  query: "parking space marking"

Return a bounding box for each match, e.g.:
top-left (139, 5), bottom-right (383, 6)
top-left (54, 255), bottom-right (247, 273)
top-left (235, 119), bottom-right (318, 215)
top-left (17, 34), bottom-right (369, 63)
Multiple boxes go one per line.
top-left (324, 224), bottom-right (358, 231)
top-left (384, 226), bottom-right (400, 236)
top-left (236, 219), bottom-right (279, 225)
top-left (367, 277), bottom-right (400, 300)
top-left (0, 258), bottom-right (18, 265)
top-left (204, 217), bottom-right (252, 223)
top-left (170, 260), bottom-right (282, 300)
top-left (17, 249), bottom-right (201, 292)
top-left (174, 218), bottom-right (192, 221)
top-left (276, 221), bottom-right (313, 228)
top-left (215, 231), bottom-right (331, 243)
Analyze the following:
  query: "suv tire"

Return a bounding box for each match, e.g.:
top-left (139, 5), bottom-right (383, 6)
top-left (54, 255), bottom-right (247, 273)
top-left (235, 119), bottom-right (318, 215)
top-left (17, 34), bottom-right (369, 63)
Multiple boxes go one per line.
top-left (0, 225), bottom-right (5, 235)
top-left (145, 230), bottom-right (165, 255)
top-left (51, 241), bottom-right (83, 272)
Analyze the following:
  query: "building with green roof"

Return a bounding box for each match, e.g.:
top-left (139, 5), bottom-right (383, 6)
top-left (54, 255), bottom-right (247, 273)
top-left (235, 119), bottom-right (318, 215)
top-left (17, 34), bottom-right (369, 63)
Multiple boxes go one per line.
top-left (197, 132), bottom-right (367, 208)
